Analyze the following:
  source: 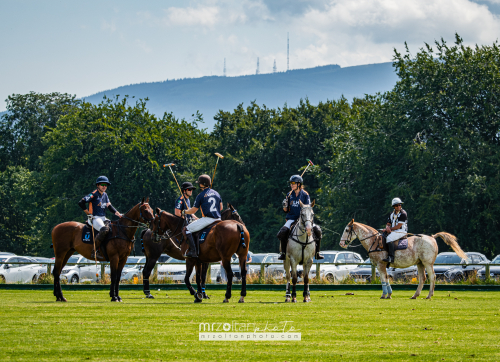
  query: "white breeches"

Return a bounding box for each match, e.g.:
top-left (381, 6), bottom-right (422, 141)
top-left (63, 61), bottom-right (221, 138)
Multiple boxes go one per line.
top-left (88, 216), bottom-right (108, 231)
top-left (284, 219), bottom-right (294, 228)
top-left (186, 217), bottom-right (221, 234)
top-left (386, 230), bottom-right (406, 243)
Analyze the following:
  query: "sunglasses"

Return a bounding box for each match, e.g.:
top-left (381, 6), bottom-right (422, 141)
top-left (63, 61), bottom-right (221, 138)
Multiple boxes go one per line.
top-left (99, 184), bottom-right (108, 187)
top-left (290, 182), bottom-right (297, 185)
top-left (393, 204), bottom-right (402, 208)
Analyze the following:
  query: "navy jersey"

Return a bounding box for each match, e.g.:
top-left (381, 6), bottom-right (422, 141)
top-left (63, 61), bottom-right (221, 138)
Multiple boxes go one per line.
top-left (193, 188), bottom-right (222, 219)
top-left (83, 190), bottom-right (110, 217)
top-left (286, 189), bottom-right (311, 221)
top-left (175, 196), bottom-right (192, 221)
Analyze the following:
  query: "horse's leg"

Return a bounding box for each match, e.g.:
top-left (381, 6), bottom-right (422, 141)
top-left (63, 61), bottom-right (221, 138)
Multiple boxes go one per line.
top-left (303, 261), bottom-right (312, 303)
top-left (424, 263), bottom-right (436, 299)
top-left (411, 262), bottom-right (426, 299)
top-left (109, 256), bottom-right (120, 302)
top-left (142, 257), bottom-right (158, 299)
top-left (53, 249), bottom-right (74, 302)
top-left (291, 262), bottom-right (298, 303)
top-left (184, 259), bottom-right (198, 299)
top-left (193, 262), bottom-right (203, 303)
top-left (115, 257), bottom-right (127, 302)
top-left (238, 254), bottom-right (247, 303)
top-left (222, 258), bottom-right (234, 303)
top-left (201, 262), bottom-right (210, 299)
top-left (284, 259), bottom-right (291, 303)
top-left (378, 263), bottom-right (389, 299)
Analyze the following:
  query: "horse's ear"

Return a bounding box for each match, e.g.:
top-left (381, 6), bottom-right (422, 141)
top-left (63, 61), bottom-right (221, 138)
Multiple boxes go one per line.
top-left (349, 218), bottom-right (354, 225)
top-left (299, 200), bottom-right (304, 208)
top-left (228, 203), bottom-right (235, 211)
top-left (146, 197), bottom-right (150, 203)
top-left (156, 207), bottom-right (161, 215)
top-left (141, 197), bottom-right (145, 204)
top-left (311, 199), bottom-right (315, 208)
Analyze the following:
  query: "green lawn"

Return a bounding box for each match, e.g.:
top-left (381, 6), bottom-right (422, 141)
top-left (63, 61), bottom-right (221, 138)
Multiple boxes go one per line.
top-left (0, 289), bottom-right (499, 361)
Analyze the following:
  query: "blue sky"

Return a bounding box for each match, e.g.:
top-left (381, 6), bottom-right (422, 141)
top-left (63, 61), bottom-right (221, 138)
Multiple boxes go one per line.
top-left (1, 0), bottom-right (499, 112)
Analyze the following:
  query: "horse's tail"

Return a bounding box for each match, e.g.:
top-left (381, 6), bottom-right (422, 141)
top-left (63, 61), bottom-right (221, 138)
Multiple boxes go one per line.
top-left (237, 223), bottom-right (248, 250)
top-left (432, 232), bottom-right (467, 260)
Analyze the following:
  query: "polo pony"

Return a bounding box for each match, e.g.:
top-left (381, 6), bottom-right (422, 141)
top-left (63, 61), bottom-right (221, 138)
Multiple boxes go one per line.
top-left (283, 200), bottom-right (316, 303)
top-left (339, 219), bottom-right (467, 299)
top-left (51, 198), bottom-right (154, 302)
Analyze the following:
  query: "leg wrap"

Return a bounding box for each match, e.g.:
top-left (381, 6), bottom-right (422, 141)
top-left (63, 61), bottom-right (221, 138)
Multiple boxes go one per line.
top-left (386, 282), bottom-right (393, 294)
top-left (381, 282), bottom-right (388, 295)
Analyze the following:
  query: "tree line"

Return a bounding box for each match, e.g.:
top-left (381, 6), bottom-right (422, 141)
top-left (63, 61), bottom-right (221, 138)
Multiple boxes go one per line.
top-left (1, 35), bottom-right (499, 258)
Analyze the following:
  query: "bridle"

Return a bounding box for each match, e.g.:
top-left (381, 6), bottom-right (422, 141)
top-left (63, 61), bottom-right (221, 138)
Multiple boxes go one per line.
top-left (340, 222), bottom-right (379, 248)
top-left (109, 203), bottom-right (154, 243)
top-left (289, 206), bottom-right (314, 243)
top-left (152, 209), bottom-right (185, 244)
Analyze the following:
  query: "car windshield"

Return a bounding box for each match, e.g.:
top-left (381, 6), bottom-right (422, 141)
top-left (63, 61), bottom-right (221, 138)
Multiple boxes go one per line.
top-left (313, 253), bottom-right (336, 263)
top-left (435, 255), bottom-right (463, 264)
top-left (0, 257), bottom-right (7, 263)
top-left (492, 256), bottom-right (500, 264)
top-left (67, 256), bottom-right (80, 264)
top-left (167, 258), bottom-right (185, 263)
top-left (358, 259), bottom-right (372, 268)
top-left (124, 257), bottom-right (143, 268)
top-left (250, 254), bottom-right (266, 263)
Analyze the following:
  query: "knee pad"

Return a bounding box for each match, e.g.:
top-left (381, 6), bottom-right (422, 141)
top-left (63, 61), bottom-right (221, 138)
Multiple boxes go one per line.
top-left (313, 225), bottom-right (322, 239)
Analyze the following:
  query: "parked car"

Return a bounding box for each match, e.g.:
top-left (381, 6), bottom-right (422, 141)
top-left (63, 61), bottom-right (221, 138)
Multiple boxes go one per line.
top-left (349, 258), bottom-right (418, 282)
top-left (0, 255), bottom-right (45, 283)
top-left (434, 252), bottom-right (490, 282)
top-left (120, 256), bottom-right (146, 281)
top-left (157, 257), bottom-right (195, 282)
top-left (477, 254), bottom-right (500, 280)
top-left (59, 254), bottom-right (101, 283)
top-left (214, 257), bottom-right (263, 282)
top-left (0, 252), bottom-right (16, 256)
top-left (157, 254), bottom-right (171, 264)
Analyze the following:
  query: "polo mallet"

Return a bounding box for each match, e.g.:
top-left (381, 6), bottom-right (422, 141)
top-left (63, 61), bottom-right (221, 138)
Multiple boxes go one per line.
top-left (300, 159), bottom-right (315, 177)
top-left (88, 214), bottom-right (99, 278)
top-left (211, 153), bottom-right (224, 187)
top-left (163, 163), bottom-right (184, 198)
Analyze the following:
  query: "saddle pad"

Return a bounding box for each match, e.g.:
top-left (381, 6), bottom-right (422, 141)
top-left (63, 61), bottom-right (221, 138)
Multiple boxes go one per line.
top-left (395, 238), bottom-right (408, 250)
top-left (82, 224), bottom-right (99, 244)
top-left (195, 222), bottom-right (219, 245)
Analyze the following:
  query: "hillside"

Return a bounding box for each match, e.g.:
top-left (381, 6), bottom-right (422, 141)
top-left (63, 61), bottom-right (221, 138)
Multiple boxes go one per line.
top-left (82, 62), bottom-right (398, 129)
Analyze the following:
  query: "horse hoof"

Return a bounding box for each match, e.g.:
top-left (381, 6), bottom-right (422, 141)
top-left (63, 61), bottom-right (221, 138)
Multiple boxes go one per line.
top-left (146, 294), bottom-right (155, 299)
top-left (386, 295), bottom-right (392, 299)
top-left (195, 292), bottom-right (203, 302)
top-left (425, 296), bottom-right (432, 300)
top-left (285, 298), bottom-right (290, 303)
top-left (223, 299), bottom-right (229, 303)
top-left (56, 297), bottom-right (67, 302)
top-left (111, 297), bottom-right (120, 302)
top-left (380, 295), bottom-right (387, 299)
top-left (238, 297), bottom-right (245, 303)
top-left (410, 296), bottom-right (417, 299)
top-left (292, 298), bottom-right (297, 303)
top-left (303, 299), bottom-right (309, 303)
top-left (194, 299), bottom-right (203, 303)
top-left (117, 296), bottom-right (122, 302)
top-left (203, 293), bottom-right (210, 299)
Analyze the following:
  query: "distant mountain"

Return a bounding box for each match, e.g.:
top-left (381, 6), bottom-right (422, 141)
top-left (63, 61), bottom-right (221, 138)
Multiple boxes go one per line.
top-left (83, 62), bottom-right (398, 129)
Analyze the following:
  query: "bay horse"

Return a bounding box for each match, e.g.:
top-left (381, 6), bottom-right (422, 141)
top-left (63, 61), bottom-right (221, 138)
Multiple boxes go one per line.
top-left (142, 203), bottom-right (245, 299)
top-left (150, 203), bottom-right (250, 303)
top-left (283, 200), bottom-right (316, 303)
top-left (51, 198), bottom-right (154, 302)
top-left (339, 219), bottom-right (467, 299)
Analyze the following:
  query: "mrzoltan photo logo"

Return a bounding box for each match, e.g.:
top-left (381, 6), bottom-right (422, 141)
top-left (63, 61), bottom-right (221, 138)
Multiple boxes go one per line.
top-left (199, 321), bottom-right (301, 341)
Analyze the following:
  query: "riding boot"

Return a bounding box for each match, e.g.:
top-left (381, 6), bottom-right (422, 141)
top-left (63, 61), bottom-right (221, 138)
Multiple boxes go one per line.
top-left (382, 241), bottom-right (395, 263)
top-left (91, 226), bottom-right (109, 259)
top-left (277, 227), bottom-right (290, 261)
top-left (313, 225), bottom-right (324, 260)
top-left (184, 232), bottom-right (197, 258)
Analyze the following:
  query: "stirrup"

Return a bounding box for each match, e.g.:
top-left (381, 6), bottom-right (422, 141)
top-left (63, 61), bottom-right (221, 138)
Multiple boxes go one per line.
top-left (278, 253), bottom-right (286, 261)
top-left (91, 250), bottom-right (102, 259)
top-left (184, 249), bottom-right (197, 258)
top-left (382, 256), bottom-right (394, 263)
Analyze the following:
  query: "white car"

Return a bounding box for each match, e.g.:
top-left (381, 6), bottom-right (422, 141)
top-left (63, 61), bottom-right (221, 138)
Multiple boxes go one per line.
top-left (59, 255), bottom-right (100, 284)
top-left (0, 255), bottom-right (45, 283)
top-left (157, 257), bottom-right (195, 282)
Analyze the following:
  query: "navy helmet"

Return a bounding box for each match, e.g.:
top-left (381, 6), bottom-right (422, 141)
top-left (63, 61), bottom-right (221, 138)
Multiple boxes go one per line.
top-left (95, 176), bottom-right (111, 185)
top-left (181, 181), bottom-right (195, 191)
top-left (289, 175), bottom-right (303, 184)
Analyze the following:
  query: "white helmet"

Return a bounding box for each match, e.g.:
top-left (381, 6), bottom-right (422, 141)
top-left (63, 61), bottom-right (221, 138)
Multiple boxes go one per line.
top-left (391, 197), bottom-right (403, 206)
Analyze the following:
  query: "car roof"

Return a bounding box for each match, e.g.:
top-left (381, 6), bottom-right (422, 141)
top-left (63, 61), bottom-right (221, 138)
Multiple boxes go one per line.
top-left (0, 252), bottom-right (16, 255)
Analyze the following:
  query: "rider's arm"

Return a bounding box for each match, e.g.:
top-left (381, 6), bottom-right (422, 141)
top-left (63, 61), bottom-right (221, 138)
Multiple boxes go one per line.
top-left (389, 223), bottom-right (403, 231)
top-left (175, 209), bottom-right (182, 217)
top-left (220, 202), bottom-right (223, 212)
top-left (184, 206), bottom-right (199, 215)
top-left (78, 197), bottom-right (91, 215)
top-left (107, 203), bottom-right (121, 218)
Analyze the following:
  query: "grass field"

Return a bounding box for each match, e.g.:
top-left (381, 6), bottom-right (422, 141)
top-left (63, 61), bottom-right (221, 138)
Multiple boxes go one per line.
top-left (1, 289), bottom-right (499, 361)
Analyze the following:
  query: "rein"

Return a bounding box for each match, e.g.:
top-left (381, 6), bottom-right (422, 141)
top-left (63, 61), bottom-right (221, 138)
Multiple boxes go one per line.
top-left (340, 223), bottom-right (379, 248)
top-left (108, 204), bottom-right (152, 243)
top-left (288, 207), bottom-right (315, 265)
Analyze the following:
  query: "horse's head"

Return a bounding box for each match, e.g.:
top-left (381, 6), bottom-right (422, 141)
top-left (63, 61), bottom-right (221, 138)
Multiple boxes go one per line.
top-left (222, 202), bottom-right (245, 224)
top-left (340, 219), bottom-right (356, 249)
top-left (152, 207), bottom-right (169, 235)
top-left (299, 199), bottom-right (315, 237)
top-left (138, 197), bottom-right (154, 227)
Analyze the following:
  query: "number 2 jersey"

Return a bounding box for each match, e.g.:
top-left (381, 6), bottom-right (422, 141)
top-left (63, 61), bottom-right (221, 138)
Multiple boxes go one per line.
top-left (193, 188), bottom-right (222, 219)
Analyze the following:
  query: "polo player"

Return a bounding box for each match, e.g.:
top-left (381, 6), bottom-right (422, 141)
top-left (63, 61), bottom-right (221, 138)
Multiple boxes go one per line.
top-left (382, 197), bottom-right (408, 263)
top-left (277, 175), bottom-right (324, 261)
top-left (78, 176), bottom-right (122, 259)
top-left (175, 181), bottom-right (198, 224)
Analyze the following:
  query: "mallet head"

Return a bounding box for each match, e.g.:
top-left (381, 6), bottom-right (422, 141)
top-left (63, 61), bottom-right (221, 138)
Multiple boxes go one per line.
top-left (163, 163), bottom-right (175, 167)
top-left (214, 153), bottom-right (224, 159)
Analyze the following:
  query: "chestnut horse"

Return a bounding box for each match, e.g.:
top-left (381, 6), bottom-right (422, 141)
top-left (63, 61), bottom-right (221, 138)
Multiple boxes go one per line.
top-left (141, 203), bottom-right (245, 299)
top-left (151, 203), bottom-right (250, 303)
top-left (51, 198), bottom-right (154, 302)
top-left (339, 220), bottom-right (467, 299)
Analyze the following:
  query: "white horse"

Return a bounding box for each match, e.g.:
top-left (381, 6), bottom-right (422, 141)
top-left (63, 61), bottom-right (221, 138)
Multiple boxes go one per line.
top-left (284, 200), bottom-right (316, 303)
top-left (339, 219), bottom-right (467, 299)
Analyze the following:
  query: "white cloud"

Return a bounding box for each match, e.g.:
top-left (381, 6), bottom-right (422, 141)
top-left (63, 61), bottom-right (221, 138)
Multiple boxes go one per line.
top-left (164, 6), bottom-right (220, 27)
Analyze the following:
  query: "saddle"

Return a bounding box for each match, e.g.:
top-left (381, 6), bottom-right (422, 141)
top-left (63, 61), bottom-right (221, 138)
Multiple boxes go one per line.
top-left (188, 221), bottom-right (221, 252)
top-left (81, 221), bottom-right (112, 261)
top-left (369, 232), bottom-right (409, 254)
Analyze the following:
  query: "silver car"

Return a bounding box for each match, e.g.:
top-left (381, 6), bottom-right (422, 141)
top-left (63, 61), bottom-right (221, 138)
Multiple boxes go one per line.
top-left (477, 255), bottom-right (500, 280)
top-left (60, 255), bottom-right (101, 283)
top-left (349, 258), bottom-right (418, 282)
top-left (157, 257), bottom-right (195, 282)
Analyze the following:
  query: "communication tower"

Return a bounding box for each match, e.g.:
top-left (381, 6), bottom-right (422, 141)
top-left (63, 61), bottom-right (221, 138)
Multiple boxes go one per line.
top-left (287, 32), bottom-right (289, 71)
top-left (273, 59), bottom-right (277, 73)
top-left (256, 57), bottom-right (260, 75)
top-left (223, 58), bottom-right (226, 77)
